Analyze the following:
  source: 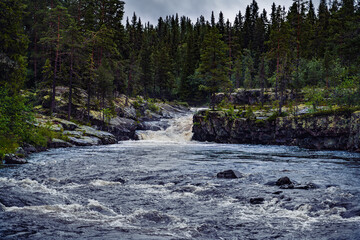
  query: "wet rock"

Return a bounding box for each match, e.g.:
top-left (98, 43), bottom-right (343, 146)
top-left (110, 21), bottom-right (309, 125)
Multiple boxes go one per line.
top-left (250, 197), bottom-right (265, 204)
top-left (276, 176), bottom-right (292, 186)
top-left (339, 208), bottom-right (360, 219)
top-left (49, 138), bottom-right (73, 148)
top-left (107, 117), bottom-right (138, 140)
top-left (113, 178), bottom-right (126, 184)
top-left (272, 191), bottom-right (283, 195)
top-left (139, 122), bottom-right (162, 131)
top-left (22, 143), bottom-right (38, 154)
top-left (216, 170), bottom-right (242, 179)
top-left (68, 136), bottom-right (101, 146)
top-left (76, 126), bottom-right (117, 145)
top-left (294, 183), bottom-right (319, 190)
top-left (276, 177), bottom-right (294, 189)
top-left (4, 154), bottom-right (28, 164)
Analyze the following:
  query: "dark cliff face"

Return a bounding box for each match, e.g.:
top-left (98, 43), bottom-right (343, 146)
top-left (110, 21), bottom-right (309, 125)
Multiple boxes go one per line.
top-left (193, 110), bottom-right (360, 152)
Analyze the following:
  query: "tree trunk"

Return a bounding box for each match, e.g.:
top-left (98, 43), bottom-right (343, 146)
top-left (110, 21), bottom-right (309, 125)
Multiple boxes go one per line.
top-left (126, 67), bottom-right (132, 106)
top-left (51, 14), bottom-right (61, 116)
top-left (68, 47), bottom-right (74, 121)
top-left (275, 39), bottom-right (280, 100)
top-left (34, 31), bottom-right (38, 83)
top-left (87, 83), bottom-right (91, 122)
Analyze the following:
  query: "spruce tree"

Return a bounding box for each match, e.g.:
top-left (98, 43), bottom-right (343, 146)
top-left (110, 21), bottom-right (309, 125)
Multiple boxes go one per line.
top-left (197, 27), bottom-right (230, 109)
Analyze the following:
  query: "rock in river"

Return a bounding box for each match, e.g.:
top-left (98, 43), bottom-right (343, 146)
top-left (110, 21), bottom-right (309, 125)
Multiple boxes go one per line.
top-left (276, 177), bottom-right (293, 187)
top-left (217, 170), bottom-right (243, 179)
top-left (250, 197), bottom-right (265, 204)
top-left (4, 154), bottom-right (28, 164)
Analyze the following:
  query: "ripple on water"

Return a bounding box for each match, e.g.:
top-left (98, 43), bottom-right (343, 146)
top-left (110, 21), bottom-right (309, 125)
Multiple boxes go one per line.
top-left (1, 112), bottom-right (360, 239)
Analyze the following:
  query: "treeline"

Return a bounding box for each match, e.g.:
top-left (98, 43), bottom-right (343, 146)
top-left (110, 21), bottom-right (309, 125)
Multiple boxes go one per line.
top-left (1, 0), bottom-right (360, 113)
top-left (0, 0), bottom-right (359, 155)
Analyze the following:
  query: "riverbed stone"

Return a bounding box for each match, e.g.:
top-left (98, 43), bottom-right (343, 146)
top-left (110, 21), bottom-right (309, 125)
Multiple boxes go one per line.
top-left (250, 197), bottom-right (265, 204)
top-left (22, 143), bottom-right (38, 154)
top-left (294, 183), bottom-right (319, 190)
top-left (4, 154), bottom-right (28, 164)
top-left (76, 126), bottom-right (117, 145)
top-left (49, 138), bottom-right (73, 148)
top-left (217, 170), bottom-right (243, 179)
top-left (276, 177), bottom-right (292, 186)
top-left (68, 136), bottom-right (101, 146)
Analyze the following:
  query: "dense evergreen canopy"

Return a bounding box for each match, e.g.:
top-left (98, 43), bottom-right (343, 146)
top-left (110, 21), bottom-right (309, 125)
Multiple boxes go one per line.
top-left (0, 0), bottom-right (359, 114)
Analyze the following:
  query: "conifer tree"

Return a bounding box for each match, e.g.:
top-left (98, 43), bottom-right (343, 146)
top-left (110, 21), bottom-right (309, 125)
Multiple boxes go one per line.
top-left (0, 0), bottom-right (29, 93)
top-left (197, 28), bottom-right (230, 109)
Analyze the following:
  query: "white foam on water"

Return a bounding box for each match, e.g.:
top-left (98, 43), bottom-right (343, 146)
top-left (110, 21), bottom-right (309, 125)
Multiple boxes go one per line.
top-left (87, 199), bottom-right (118, 215)
top-left (0, 177), bottom-right (61, 196)
top-left (137, 114), bottom-right (194, 143)
top-left (89, 179), bottom-right (123, 187)
top-left (4, 203), bottom-right (84, 214)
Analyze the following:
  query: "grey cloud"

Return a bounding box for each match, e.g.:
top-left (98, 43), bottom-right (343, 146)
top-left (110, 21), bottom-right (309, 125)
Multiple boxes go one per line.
top-left (124, 0), bottom-right (321, 25)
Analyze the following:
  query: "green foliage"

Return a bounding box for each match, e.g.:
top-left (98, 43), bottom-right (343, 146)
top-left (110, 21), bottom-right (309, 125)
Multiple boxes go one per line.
top-left (0, 0), bottom-right (29, 93)
top-left (244, 106), bottom-right (256, 120)
top-left (102, 106), bottom-right (117, 125)
top-left (267, 111), bottom-right (288, 122)
top-left (0, 88), bottom-right (33, 157)
top-left (225, 105), bottom-right (238, 121)
top-left (133, 100), bottom-right (141, 109)
top-left (330, 76), bottom-right (360, 107)
top-left (148, 103), bottom-right (159, 113)
top-left (197, 27), bottom-right (231, 108)
top-left (303, 87), bottom-right (327, 111)
top-left (27, 126), bottom-right (68, 148)
top-left (299, 107), bottom-right (360, 119)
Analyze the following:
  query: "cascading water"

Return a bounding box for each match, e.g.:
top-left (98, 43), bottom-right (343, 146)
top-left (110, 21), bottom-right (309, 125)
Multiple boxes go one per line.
top-left (137, 113), bottom-right (194, 142)
top-left (1, 109), bottom-right (360, 239)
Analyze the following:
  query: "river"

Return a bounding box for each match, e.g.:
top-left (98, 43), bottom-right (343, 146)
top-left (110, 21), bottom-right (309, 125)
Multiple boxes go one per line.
top-left (1, 110), bottom-right (360, 239)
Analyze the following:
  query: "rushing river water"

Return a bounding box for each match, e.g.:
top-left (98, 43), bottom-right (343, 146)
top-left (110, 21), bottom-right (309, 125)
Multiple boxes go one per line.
top-left (1, 111), bottom-right (360, 239)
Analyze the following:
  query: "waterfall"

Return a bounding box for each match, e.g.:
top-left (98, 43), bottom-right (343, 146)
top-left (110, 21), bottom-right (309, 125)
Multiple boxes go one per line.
top-left (137, 112), bottom-right (194, 142)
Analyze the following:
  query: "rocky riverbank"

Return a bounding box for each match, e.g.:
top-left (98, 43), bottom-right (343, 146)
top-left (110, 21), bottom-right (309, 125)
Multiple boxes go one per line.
top-left (193, 109), bottom-right (360, 152)
top-left (2, 98), bottom-right (189, 164)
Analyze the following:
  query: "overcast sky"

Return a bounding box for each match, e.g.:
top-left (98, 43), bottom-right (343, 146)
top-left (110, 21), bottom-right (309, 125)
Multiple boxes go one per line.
top-left (124, 0), bottom-right (321, 25)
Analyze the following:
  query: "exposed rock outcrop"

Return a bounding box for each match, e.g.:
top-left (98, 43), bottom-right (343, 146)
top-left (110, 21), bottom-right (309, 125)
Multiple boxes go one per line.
top-left (193, 110), bottom-right (360, 152)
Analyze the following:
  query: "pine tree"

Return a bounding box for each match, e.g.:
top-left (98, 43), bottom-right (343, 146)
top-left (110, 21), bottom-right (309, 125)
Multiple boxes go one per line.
top-left (0, 0), bottom-right (29, 93)
top-left (197, 28), bottom-right (230, 109)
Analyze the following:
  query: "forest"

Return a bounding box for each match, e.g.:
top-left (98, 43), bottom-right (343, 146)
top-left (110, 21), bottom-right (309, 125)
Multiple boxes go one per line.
top-left (0, 0), bottom-right (360, 155)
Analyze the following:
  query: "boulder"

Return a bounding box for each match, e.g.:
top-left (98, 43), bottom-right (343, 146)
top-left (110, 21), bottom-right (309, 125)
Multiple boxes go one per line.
top-left (250, 198), bottom-right (265, 204)
top-left (53, 118), bottom-right (78, 131)
top-left (49, 138), bottom-right (73, 148)
top-left (68, 136), bottom-right (101, 146)
top-left (107, 117), bottom-right (138, 140)
top-left (276, 176), bottom-right (294, 189)
top-left (63, 130), bottom-right (83, 138)
top-left (276, 176), bottom-right (292, 186)
top-left (217, 170), bottom-right (243, 179)
top-left (22, 143), bottom-right (38, 154)
top-left (76, 126), bottom-right (117, 145)
top-left (4, 154), bottom-right (28, 164)
top-left (340, 207), bottom-right (360, 219)
top-left (294, 183), bottom-right (319, 190)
